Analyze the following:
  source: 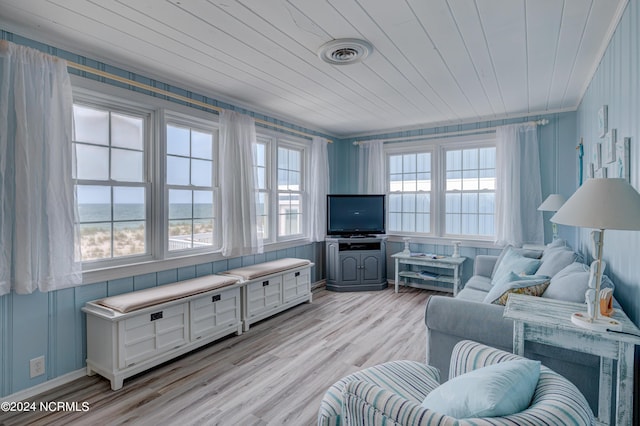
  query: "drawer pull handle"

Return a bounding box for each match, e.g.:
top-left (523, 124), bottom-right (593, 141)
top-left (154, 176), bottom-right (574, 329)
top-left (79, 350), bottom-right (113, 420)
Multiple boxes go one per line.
top-left (262, 281), bottom-right (269, 287)
top-left (295, 272), bottom-right (300, 277)
top-left (212, 294), bottom-right (221, 303)
top-left (150, 311), bottom-right (163, 321)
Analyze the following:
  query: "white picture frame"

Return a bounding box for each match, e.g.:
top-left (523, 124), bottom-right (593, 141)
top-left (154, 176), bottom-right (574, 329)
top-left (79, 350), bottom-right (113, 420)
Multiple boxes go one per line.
top-left (604, 129), bottom-right (617, 163)
top-left (593, 143), bottom-right (602, 169)
top-left (598, 105), bottom-right (608, 137)
top-left (615, 137), bottom-right (631, 182)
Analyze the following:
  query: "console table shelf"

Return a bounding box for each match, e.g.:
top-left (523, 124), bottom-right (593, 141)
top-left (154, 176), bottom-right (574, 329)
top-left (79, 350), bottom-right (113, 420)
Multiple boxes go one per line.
top-left (392, 252), bottom-right (465, 295)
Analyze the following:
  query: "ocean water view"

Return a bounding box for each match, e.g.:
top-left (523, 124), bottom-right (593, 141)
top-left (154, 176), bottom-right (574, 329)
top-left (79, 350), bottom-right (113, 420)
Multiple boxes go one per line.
top-left (77, 203), bottom-right (214, 260)
top-left (77, 203), bottom-right (213, 222)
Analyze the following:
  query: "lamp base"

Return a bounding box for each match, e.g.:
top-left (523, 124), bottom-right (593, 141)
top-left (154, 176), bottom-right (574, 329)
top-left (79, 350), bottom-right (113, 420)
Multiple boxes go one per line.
top-left (571, 312), bottom-right (622, 332)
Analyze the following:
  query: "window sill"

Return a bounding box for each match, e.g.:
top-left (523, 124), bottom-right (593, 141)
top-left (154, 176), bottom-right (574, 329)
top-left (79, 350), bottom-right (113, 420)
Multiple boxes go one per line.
top-left (81, 238), bottom-right (316, 285)
top-left (385, 234), bottom-right (500, 250)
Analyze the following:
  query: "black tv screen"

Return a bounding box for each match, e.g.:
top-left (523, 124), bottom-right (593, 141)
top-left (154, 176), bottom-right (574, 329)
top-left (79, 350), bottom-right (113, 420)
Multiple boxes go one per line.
top-left (327, 194), bottom-right (385, 236)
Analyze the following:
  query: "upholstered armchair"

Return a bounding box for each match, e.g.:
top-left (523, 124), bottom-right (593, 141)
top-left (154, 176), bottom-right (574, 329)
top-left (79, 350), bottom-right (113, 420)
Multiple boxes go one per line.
top-left (318, 340), bottom-right (593, 425)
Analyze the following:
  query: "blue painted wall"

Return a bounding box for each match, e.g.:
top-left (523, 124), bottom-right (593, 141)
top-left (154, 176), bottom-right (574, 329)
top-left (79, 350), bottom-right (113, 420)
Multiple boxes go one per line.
top-left (0, 30), bottom-right (326, 397)
top-left (576, 0), bottom-right (640, 326)
top-left (331, 112), bottom-right (579, 247)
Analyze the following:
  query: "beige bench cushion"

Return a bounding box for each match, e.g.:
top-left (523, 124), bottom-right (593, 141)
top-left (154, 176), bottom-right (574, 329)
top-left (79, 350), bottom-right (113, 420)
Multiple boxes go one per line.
top-left (221, 258), bottom-right (311, 281)
top-left (98, 274), bottom-right (239, 313)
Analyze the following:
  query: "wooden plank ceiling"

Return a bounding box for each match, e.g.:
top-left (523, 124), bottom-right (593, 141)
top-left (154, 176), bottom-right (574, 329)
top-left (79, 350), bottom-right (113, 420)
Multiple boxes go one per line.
top-left (0, 0), bottom-right (628, 137)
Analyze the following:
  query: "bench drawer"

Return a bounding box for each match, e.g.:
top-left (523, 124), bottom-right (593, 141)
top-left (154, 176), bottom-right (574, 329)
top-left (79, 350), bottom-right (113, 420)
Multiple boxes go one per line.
top-left (283, 269), bottom-right (310, 303)
top-left (190, 287), bottom-right (241, 340)
top-left (118, 303), bottom-right (188, 369)
top-left (246, 276), bottom-right (282, 317)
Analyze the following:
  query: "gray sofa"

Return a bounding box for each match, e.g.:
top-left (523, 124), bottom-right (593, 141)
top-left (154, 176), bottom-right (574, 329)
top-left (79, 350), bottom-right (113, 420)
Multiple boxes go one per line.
top-left (424, 242), bottom-right (608, 413)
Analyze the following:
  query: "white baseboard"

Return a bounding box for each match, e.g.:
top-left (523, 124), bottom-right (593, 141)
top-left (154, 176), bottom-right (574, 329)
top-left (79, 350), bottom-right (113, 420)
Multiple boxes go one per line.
top-left (0, 369), bottom-right (86, 403)
top-left (311, 279), bottom-right (326, 291)
top-left (3, 281), bottom-right (327, 402)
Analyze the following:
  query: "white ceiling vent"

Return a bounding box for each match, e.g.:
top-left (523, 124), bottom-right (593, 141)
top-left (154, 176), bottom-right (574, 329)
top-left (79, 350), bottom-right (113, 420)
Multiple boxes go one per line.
top-left (317, 39), bottom-right (373, 65)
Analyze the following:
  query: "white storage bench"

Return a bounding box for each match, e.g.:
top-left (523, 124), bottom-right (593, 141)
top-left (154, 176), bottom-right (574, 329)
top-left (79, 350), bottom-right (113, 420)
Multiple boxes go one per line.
top-left (82, 274), bottom-right (242, 390)
top-left (221, 258), bottom-right (313, 331)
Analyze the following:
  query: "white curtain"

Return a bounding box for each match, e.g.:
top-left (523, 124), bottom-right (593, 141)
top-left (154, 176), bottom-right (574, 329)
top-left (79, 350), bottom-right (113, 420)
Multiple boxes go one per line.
top-left (306, 136), bottom-right (329, 242)
top-left (495, 123), bottom-right (544, 246)
top-left (0, 41), bottom-right (81, 295)
top-left (357, 140), bottom-right (385, 194)
top-left (219, 109), bottom-right (263, 257)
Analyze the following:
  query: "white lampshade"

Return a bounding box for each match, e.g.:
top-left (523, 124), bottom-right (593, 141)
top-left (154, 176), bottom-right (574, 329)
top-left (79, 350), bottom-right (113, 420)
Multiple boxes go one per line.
top-left (551, 178), bottom-right (640, 230)
top-left (538, 194), bottom-right (566, 212)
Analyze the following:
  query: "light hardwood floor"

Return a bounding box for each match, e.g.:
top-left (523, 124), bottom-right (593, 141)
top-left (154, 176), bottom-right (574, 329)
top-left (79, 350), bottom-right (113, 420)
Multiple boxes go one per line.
top-left (1, 286), bottom-right (445, 426)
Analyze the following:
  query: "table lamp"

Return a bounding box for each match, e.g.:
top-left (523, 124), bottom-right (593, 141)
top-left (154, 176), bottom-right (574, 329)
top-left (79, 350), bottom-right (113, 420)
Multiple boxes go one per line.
top-left (538, 194), bottom-right (566, 240)
top-left (551, 178), bottom-right (640, 331)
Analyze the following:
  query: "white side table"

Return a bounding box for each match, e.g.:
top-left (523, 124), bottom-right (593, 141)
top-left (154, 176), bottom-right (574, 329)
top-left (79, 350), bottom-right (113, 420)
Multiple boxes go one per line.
top-left (504, 294), bottom-right (640, 426)
top-left (391, 252), bottom-right (465, 295)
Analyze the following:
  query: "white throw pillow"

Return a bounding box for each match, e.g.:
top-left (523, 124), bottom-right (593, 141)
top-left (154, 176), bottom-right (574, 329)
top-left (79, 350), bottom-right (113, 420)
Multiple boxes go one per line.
top-left (536, 247), bottom-right (578, 277)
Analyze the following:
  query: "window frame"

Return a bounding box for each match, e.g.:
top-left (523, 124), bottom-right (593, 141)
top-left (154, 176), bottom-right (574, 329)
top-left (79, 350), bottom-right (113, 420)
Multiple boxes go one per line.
top-left (387, 148), bottom-right (435, 235)
top-left (72, 91), bottom-right (154, 268)
top-left (70, 78), bottom-right (314, 284)
top-left (385, 134), bottom-right (496, 242)
top-left (162, 110), bottom-right (220, 258)
top-left (439, 139), bottom-right (497, 239)
top-left (257, 130), bottom-right (310, 244)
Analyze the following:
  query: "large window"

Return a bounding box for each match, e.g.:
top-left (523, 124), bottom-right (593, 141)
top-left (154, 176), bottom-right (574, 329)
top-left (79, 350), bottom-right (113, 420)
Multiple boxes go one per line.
top-left (73, 103), bottom-right (149, 262)
top-left (277, 145), bottom-right (304, 238)
top-left (166, 120), bottom-right (217, 253)
top-left (254, 134), bottom-right (308, 242)
top-left (388, 152), bottom-right (431, 233)
top-left (73, 86), bottom-right (312, 277)
top-left (386, 136), bottom-right (496, 240)
top-left (445, 147), bottom-right (496, 236)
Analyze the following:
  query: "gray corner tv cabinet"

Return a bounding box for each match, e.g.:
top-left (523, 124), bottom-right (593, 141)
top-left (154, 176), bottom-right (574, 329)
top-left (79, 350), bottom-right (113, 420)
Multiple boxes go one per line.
top-left (325, 236), bottom-right (387, 292)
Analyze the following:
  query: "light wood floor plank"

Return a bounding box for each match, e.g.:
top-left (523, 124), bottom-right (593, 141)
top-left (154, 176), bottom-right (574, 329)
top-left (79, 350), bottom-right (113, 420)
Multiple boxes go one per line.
top-left (0, 286), bottom-right (444, 426)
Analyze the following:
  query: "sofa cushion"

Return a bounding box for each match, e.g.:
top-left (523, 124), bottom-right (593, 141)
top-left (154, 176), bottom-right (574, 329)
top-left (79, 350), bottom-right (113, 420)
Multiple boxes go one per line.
top-left (483, 272), bottom-right (550, 305)
top-left (455, 287), bottom-right (489, 303)
top-left (491, 245), bottom-right (542, 279)
top-left (464, 275), bottom-right (492, 292)
top-left (536, 245), bottom-right (579, 277)
top-left (421, 358), bottom-right (541, 419)
top-left (491, 247), bottom-right (542, 285)
top-left (543, 262), bottom-right (615, 303)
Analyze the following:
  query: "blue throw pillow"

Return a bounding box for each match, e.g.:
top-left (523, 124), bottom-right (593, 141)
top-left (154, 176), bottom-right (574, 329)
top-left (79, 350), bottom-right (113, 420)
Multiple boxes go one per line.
top-left (484, 272), bottom-right (550, 305)
top-left (491, 247), bottom-right (542, 286)
top-left (542, 262), bottom-right (615, 303)
top-left (421, 359), bottom-right (541, 419)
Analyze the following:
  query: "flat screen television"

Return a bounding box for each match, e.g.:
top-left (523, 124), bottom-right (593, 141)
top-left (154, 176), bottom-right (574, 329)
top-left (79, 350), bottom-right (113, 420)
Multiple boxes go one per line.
top-left (327, 194), bottom-right (385, 236)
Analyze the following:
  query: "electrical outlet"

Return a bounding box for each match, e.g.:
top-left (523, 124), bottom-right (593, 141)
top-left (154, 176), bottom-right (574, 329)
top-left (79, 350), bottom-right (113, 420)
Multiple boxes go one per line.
top-left (30, 356), bottom-right (45, 378)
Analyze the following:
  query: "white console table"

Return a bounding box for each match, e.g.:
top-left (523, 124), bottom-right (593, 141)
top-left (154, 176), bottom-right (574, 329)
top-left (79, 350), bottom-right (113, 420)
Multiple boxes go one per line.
top-left (392, 252), bottom-right (465, 295)
top-left (504, 293), bottom-right (640, 426)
